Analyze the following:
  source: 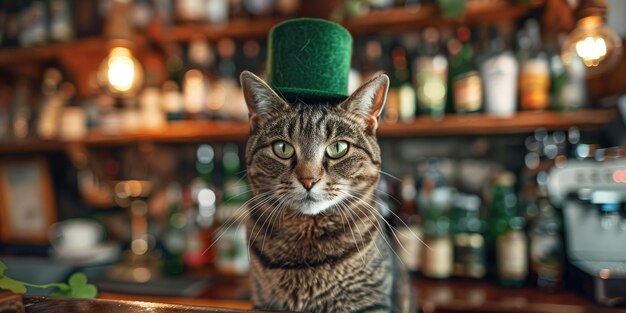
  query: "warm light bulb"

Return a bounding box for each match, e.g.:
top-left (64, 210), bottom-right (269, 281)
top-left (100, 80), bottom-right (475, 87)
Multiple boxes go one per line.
top-left (98, 46), bottom-right (144, 97)
top-left (562, 16), bottom-right (622, 77)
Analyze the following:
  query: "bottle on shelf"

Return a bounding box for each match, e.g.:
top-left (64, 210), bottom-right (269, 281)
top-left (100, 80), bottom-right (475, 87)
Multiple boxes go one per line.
top-left (394, 175), bottom-right (423, 273)
top-left (72, 0), bottom-right (102, 38)
top-left (452, 193), bottom-right (486, 279)
top-left (162, 182), bottom-right (186, 276)
top-left (10, 77), bottom-right (34, 140)
top-left (215, 144), bottom-right (250, 276)
top-left (529, 185), bottom-right (564, 291)
top-left (275, 0), bottom-right (300, 16)
top-left (206, 0), bottom-right (229, 24)
top-left (162, 44), bottom-right (185, 121)
top-left (175, 0), bottom-right (207, 22)
top-left (243, 0), bottom-right (274, 17)
top-left (518, 19), bottom-right (550, 111)
top-left (480, 24), bottom-right (519, 117)
top-left (449, 26), bottom-right (483, 114)
top-left (48, 0), bottom-right (74, 42)
top-left (549, 33), bottom-right (586, 111)
top-left (37, 67), bottom-right (65, 139)
top-left (489, 171), bottom-right (528, 287)
top-left (139, 70), bottom-right (166, 130)
top-left (389, 44), bottom-right (416, 123)
top-left (183, 37), bottom-right (213, 119)
top-left (18, 0), bottom-right (48, 47)
top-left (418, 159), bottom-right (454, 279)
top-left (414, 27), bottom-right (447, 120)
top-left (2, 2), bottom-right (22, 47)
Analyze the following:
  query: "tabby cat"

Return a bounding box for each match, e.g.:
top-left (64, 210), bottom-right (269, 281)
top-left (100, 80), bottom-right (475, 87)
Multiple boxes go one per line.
top-left (240, 70), bottom-right (413, 313)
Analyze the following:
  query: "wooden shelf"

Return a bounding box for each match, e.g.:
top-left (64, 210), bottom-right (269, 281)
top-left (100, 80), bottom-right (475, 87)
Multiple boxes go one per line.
top-left (0, 109), bottom-right (616, 154)
top-left (0, 37), bottom-right (105, 67)
top-left (344, 0), bottom-right (545, 36)
top-left (166, 17), bottom-right (287, 42)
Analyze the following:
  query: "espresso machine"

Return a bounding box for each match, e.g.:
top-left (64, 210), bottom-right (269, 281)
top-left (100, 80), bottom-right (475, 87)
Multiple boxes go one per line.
top-left (548, 157), bottom-right (626, 306)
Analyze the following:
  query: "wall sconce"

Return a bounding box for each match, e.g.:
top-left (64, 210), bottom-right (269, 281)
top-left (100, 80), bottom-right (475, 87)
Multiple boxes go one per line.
top-left (97, 0), bottom-right (144, 97)
top-left (561, 0), bottom-right (622, 77)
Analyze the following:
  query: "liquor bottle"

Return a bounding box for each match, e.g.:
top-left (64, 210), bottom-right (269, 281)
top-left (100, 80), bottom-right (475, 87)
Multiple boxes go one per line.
top-left (176, 0), bottom-right (206, 22)
top-left (390, 44), bottom-right (416, 123)
top-left (131, 0), bottom-right (154, 30)
top-left (1, 2), bottom-right (21, 47)
top-left (530, 187), bottom-right (564, 291)
top-left (480, 25), bottom-right (519, 117)
top-left (162, 182), bottom-right (186, 276)
top-left (449, 26), bottom-right (482, 114)
top-left (550, 33), bottom-right (586, 111)
top-left (213, 38), bottom-right (247, 120)
top-left (206, 0), bottom-right (229, 24)
top-left (49, 0), bottom-right (74, 42)
top-left (72, 0), bottom-right (101, 38)
top-left (452, 193), bottom-right (486, 279)
top-left (490, 172), bottom-right (528, 287)
top-left (518, 19), bottom-right (550, 111)
top-left (394, 175), bottom-right (422, 273)
top-left (275, 0), bottom-right (300, 15)
top-left (243, 0), bottom-right (274, 17)
top-left (215, 144), bottom-right (250, 275)
top-left (414, 27), bottom-right (447, 119)
top-left (183, 38), bottom-right (212, 119)
top-left (139, 71), bottom-right (166, 130)
top-left (162, 45), bottom-right (185, 121)
top-left (19, 0), bottom-right (48, 46)
top-left (11, 78), bottom-right (33, 139)
top-left (418, 159), bottom-right (453, 279)
top-left (37, 67), bottom-right (64, 139)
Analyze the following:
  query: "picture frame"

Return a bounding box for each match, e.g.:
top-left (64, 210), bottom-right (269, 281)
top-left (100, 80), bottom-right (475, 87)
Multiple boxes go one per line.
top-left (0, 158), bottom-right (56, 243)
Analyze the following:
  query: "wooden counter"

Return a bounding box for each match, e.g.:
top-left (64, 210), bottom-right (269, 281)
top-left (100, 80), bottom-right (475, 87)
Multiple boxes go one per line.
top-left (96, 276), bottom-right (626, 313)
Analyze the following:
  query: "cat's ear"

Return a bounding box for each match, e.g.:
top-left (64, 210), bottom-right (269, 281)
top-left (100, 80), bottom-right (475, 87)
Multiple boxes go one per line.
top-left (339, 73), bottom-right (389, 133)
top-left (240, 71), bottom-right (289, 129)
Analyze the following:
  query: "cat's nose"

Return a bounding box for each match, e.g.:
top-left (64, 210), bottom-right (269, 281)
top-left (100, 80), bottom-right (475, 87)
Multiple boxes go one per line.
top-left (298, 177), bottom-right (320, 191)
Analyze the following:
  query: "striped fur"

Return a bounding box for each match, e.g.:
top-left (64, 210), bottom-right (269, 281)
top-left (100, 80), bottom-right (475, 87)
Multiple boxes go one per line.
top-left (241, 71), bottom-right (413, 313)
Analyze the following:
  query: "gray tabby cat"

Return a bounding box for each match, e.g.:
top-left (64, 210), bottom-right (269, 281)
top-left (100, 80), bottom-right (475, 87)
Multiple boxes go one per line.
top-left (240, 70), bottom-right (413, 313)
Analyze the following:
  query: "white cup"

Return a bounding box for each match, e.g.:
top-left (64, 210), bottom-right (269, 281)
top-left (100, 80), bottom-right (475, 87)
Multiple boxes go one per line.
top-left (49, 219), bottom-right (104, 251)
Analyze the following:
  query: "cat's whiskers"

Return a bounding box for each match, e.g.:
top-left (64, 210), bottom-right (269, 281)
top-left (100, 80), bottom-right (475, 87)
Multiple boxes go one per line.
top-left (338, 192), bottom-right (399, 262)
top-left (248, 195), bottom-right (283, 252)
top-left (335, 200), bottom-right (368, 268)
top-left (204, 190), bottom-right (275, 255)
top-left (342, 191), bottom-right (431, 251)
top-left (378, 170), bottom-right (401, 182)
top-left (339, 196), bottom-right (384, 260)
top-left (261, 196), bottom-right (288, 252)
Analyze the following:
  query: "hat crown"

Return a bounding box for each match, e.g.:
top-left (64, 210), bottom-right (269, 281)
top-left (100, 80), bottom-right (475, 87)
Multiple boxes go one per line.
top-left (267, 18), bottom-right (353, 102)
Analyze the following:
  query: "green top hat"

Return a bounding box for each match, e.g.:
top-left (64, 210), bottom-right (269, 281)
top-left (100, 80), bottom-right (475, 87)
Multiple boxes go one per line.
top-left (267, 18), bottom-right (353, 103)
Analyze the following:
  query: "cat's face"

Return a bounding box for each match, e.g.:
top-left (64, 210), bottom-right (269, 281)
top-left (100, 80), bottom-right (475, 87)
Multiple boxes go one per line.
top-left (241, 71), bottom-right (389, 215)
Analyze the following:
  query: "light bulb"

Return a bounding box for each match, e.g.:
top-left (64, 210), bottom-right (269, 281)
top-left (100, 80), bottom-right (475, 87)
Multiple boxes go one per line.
top-left (561, 16), bottom-right (622, 77)
top-left (98, 46), bottom-right (144, 97)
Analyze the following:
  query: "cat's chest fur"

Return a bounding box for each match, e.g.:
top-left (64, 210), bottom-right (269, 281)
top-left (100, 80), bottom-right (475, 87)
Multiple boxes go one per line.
top-left (249, 232), bottom-right (395, 313)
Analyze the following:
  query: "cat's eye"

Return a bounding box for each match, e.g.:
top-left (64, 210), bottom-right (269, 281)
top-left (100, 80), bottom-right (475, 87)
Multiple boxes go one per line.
top-left (326, 141), bottom-right (349, 159)
top-left (273, 141), bottom-right (295, 159)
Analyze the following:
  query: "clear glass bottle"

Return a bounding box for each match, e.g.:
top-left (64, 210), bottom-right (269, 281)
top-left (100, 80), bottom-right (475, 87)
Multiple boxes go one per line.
top-left (480, 25), bottom-right (519, 117)
top-left (414, 27), bottom-right (448, 120)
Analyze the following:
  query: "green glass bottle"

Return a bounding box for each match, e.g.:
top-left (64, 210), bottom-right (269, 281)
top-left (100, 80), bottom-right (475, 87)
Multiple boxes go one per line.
top-left (490, 172), bottom-right (528, 287)
top-left (449, 26), bottom-right (483, 114)
top-left (452, 194), bottom-right (486, 279)
top-left (414, 27), bottom-right (447, 120)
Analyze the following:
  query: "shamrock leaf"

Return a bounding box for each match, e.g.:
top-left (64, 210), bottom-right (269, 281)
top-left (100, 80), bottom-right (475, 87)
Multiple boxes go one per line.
top-left (0, 261), bottom-right (27, 294)
top-left (50, 273), bottom-right (97, 299)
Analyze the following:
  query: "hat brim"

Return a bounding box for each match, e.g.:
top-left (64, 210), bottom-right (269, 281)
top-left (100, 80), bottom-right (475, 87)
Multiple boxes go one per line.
top-left (276, 86), bottom-right (349, 104)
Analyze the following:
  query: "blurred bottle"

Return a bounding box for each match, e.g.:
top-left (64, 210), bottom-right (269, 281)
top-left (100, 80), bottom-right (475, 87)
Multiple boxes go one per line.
top-left (394, 175), bottom-right (422, 273)
top-left (518, 19), bottom-right (550, 111)
top-left (452, 193), bottom-right (486, 279)
top-left (214, 38), bottom-right (248, 120)
top-left (388, 44), bottom-right (415, 124)
top-left (162, 182), bottom-right (186, 276)
top-left (369, 0), bottom-right (395, 10)
top-left (418, 159), bottom-right (453, 279)
top-left (243, 0), bottom-right (274, 17)
top-left (480, 24), bottom-right (519, 117)
top-left (206, 0), bottom-right (229, 24)
top-left (489, 172), bottom-right (528, 287)
top-left (19, 0), bottom-right (48, 46)
top-left (37, 67), bottom-right (65, 139)
top-left (275, 0), bottom-right (300, 15)
top-left (215, 144), bottom-right (250, 275)
top-left (2, 2), bottom-right (21, 47)
top-left (530, 187), bottom-right (564, 291)
top-left (449, 26), bottom-right (482, 114)
top-left (72, 0), bottom-right (101, 38)
top-left (139, 70), bottom-right (166, 130)
top-left (162, 45), bottom-right (185, 121)
top-left (48, 0), bottom-right (74, 42)
top-left (415, 27), bottom-right (447, 119)
top-left (183, 38), bottom-right (213, 119)
top-left (11, 78), bottom-right (33, 139)
top-left (549, 33), bottom-right (586, 111)
top-left (176, 0), bottom-right (207, 22)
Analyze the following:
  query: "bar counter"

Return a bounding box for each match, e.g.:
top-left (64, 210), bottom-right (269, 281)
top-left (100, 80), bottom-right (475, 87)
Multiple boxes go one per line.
top-left (88, 276), bottom-right (626, 313)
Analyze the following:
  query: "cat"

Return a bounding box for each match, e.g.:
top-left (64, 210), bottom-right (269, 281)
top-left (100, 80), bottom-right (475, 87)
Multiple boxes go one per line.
top-left (240, 70), bottom-right (414, 313)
